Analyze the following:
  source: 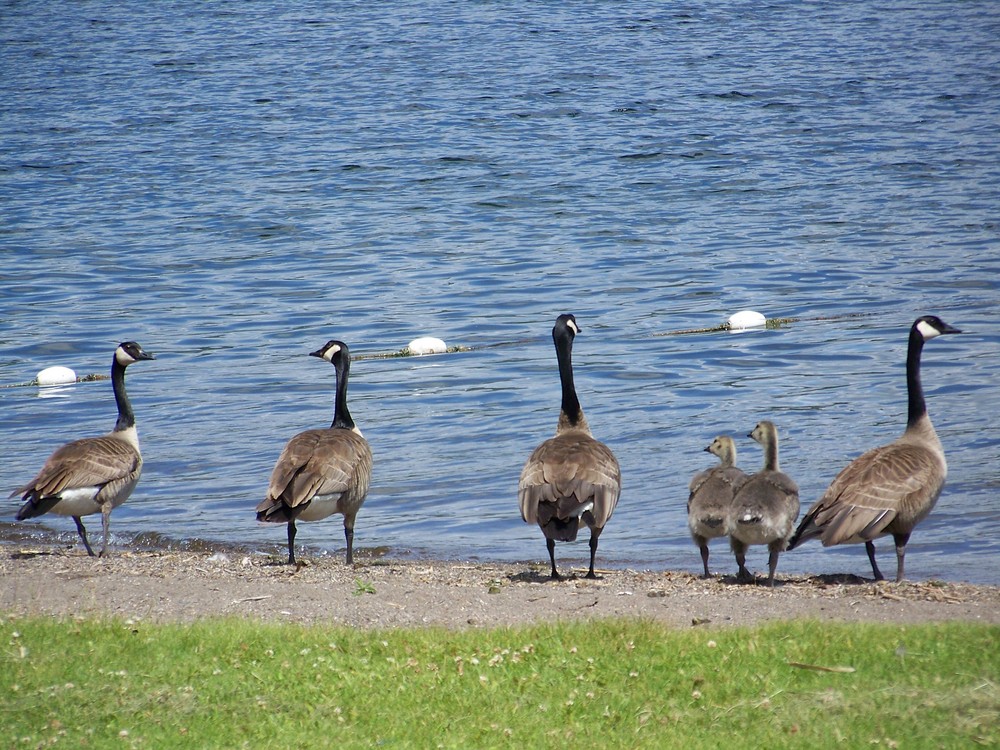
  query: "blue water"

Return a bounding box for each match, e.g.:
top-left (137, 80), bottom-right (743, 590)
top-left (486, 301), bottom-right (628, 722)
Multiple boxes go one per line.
top-left (3, 1), bottom-right (999, 584)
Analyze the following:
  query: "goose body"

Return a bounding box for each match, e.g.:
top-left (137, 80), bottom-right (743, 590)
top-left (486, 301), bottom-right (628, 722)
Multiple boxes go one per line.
top-left (13, 342), bottom-right (156, 557)
top-left (256, 340), bottom-right (372, 565)
top-left (688, 436), bottom-right (746, 578)
top-left (730, 421), bottom-right (799, 587)
top-left (518, 314), bottom-right (621, 579)
top-left (787, 315), bottom-right (961, 581)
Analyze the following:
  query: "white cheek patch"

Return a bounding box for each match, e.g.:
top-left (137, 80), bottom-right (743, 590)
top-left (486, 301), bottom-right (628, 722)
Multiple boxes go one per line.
top-left (567, 319), bottom-right (579, 335)
top-left (115, 347), bottom-right (135, 365)
top-left (916, 320), bottom-right (940, 339)
top-left (323, 344), bottom-right (341, 362)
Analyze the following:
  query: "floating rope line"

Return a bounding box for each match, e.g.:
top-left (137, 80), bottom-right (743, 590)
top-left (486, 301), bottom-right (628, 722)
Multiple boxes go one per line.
top-left (2, 372), bottom-right (111, 389)
top-left (0, 311), bottom-right (878, 388)
top-left (653, 311), bottom-right (875, 337)
top-left (352, 336), bottom-right (536, 361)
top-left (354, 311), bottom-right (877, 358)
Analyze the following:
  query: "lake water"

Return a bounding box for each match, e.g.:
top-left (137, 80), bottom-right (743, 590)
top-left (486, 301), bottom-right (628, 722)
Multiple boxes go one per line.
top-left (2, 1), bottom-right (999, 584)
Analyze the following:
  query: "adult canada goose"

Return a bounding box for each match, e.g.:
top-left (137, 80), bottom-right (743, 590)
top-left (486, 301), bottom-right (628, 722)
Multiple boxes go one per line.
top-left (256, 340), bottom-right (372, 566)
top-left (518, 314), bottom-right (621, 580)
top-left (13, 341), bottom-right (156, 557)
top-left (688, 435), bottom-right (747, 578)
top-left (730, 421), bottom-right (799, 587)
top-left (787, 315), bottom-right (962, 582)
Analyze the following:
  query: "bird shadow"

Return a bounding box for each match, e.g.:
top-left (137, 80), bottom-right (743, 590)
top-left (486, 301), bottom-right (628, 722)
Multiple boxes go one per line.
top-left (508, 568), bottom-right (599, 584)
top-left (801, 572), bottom-right (876, 586)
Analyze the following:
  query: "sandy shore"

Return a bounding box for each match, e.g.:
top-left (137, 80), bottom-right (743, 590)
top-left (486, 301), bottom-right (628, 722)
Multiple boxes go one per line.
top-left (2, 545), bottom-right (998, 629)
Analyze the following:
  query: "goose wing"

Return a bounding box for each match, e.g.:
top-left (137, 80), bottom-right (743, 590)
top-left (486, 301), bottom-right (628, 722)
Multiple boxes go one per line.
top-left (792, 442), bottom-right (943, 547)
top-left (688, 466), bottom-right (745, 512)
top-left (762, 470), bottom-right (800, 501)
top-left (258, 429), bottom-right (372, 516)
top-left (687, 467), bottom-right (714, 502)
top-left (15, 435), bottom-right (141, 502)
top-left (519, 432), bottom-right (621, 527)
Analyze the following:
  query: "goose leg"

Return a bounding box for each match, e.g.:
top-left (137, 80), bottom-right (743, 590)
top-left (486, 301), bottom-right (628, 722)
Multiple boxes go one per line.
top-left (343, 514), bottom-right (356, 565)
top-left (735, 551), bottom-right (752, 583)
top-left (696, 536), bottom-right (711, 578)
top-left (546, 538), bottom-right (561, 580)
top-left (586, 528), bottom-right (602, 579)
top-left (98, 504), bottom-right (112, 558)
top-left (865, 541), bottom-right (884, 581)
top-left (731, 538), bottom-right (752, 583)
top-left (286, 519), bottom-right (297, 565)
top-left (893, 532), bottom-right (910, 583)
top-left (767, 547), bottom-right (780, 588)
top-left (73, 516), bottom-right (95, 557)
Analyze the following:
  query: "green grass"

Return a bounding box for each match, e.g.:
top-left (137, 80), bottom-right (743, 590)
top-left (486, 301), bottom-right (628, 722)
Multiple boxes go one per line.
top-left (2, 617), bottom-right (996, 748)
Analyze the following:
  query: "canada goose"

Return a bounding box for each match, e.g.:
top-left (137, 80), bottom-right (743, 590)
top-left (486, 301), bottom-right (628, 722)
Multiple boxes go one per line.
top-left (787, 315), bottom-right (962, 582)
top-left (518, 314), bottom-right (621, 580)
top-left (256, 340), bottom-right (372, 565)
top-left (13, 341), bottom-right (156, 557)
top-left (730, 421), bottom-right (799, 587)
top-left (688, 435), bottom-right (747, 578)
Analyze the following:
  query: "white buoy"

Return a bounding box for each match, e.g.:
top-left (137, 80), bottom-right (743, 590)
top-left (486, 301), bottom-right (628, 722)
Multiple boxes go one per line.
top-left (407, 336), bottom-right (448, 355)
top-left (36, 365), bottom-right (77, 386)
top-left (727, 310), bottom-right (767, 331)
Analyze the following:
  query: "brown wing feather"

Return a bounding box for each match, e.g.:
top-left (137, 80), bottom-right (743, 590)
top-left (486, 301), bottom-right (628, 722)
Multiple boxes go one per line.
top-left (17, 435), bottom-right (141, 499)
top-left (258, 428), bottom-right (372, 516)
top-left (519, 431), bottom-right (621, 529)
top-left (797, 442), bottom-right (945, 547)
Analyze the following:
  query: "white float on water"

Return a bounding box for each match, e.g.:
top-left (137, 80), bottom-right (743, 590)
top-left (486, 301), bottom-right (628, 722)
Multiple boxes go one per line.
top-left (35, 365), bottom-right (77, 386)
top-left (407, 336), bottom-right (448, 355)
top-left (727, 310), bottom-right (767, 331)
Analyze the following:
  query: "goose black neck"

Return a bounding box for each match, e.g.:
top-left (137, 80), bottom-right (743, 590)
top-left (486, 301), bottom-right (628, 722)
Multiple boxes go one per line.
top-left (331, 355), bottom-right (356, 430)
top-left (906, 324), bottom-right (927, 428)
top-left (111, 357), bottom-right (135, 432)
top-left (555, 328), bottom-right (583, 426)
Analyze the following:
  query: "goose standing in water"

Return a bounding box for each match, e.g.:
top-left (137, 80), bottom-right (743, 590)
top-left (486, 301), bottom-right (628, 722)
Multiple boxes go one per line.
top-left (688, 435), bottom-right (746, 578)
top-left (730, 421), bottom-right (799, 587)
top-left (519, 314), bottom-right (621, 580)
top-left (13, 341), bottom-right (156, 557)
top-left (256, 340), bottom-right (372, 565)
top-left (787, 315), bottom-right (962, 582)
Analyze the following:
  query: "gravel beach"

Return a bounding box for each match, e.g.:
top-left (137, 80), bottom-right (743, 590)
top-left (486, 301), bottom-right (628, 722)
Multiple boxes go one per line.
top-left (3, 546), bottom-right (998, 629)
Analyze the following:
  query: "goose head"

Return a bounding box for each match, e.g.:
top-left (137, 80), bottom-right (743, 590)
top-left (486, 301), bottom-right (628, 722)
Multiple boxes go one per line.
top-left (115, 341), bottom-right (156, 366)
top-left (310, 340), bottom-right (350, 364)
top-left (914, 315), bottom-right (961, 341)
top-left (553, 313), bottom-right (580, 341)
top-left (705, 435), bottom-right (737, 465)
top-left (748, 420), bottom-right (777, 446)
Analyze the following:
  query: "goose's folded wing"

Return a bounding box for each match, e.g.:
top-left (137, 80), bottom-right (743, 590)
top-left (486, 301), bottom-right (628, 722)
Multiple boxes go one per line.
top-left (519, 435), bottom-right (620, 525)
top-left (19, 436), bottom-right (140, 498)
top-left (260, 430), bottom-right (324, 510)
top-left (798, 443), bottom-right (942, 546)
